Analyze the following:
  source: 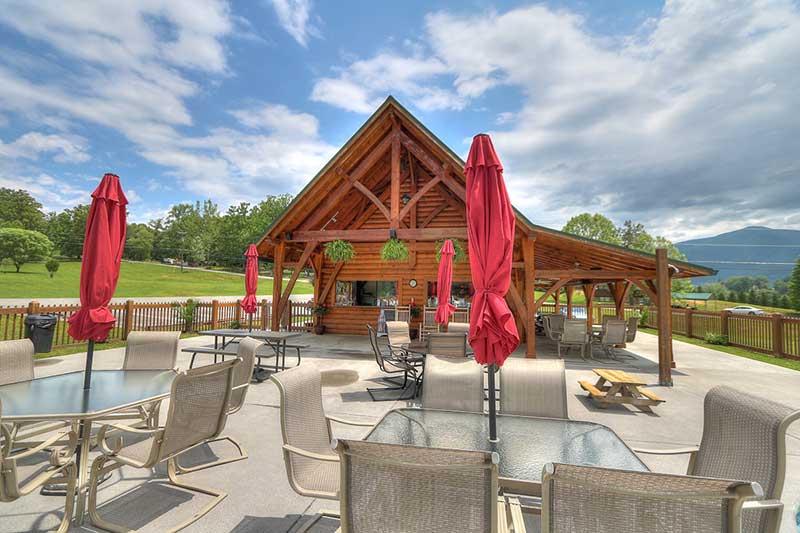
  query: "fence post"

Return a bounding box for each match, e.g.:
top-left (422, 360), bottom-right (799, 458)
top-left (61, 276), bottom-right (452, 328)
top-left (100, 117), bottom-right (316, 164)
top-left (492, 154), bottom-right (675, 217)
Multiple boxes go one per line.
top-left (261, 299), bottom-right (269, 330)
top-left (235, 300), bottom-right (242, 325)
top-left (211, 300), bottom-right (219, 329)
top-left (721, 310), bottom-right (730, 338)
top-left (27, 300), bottom-right (39, 315)
top-left (685, 309), bottom-right (693, 339)
top-left (773, 314), bottom-right (784, 358)
top-left (123, 300), bottom-right (134, 339)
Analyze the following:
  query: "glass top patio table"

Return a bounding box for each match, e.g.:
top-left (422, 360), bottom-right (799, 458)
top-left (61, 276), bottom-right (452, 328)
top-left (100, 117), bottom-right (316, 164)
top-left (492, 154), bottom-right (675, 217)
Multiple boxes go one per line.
top-left (366, 408), bottom-right (648, 493)
top-left (0, 369), bottom-right (176, 422)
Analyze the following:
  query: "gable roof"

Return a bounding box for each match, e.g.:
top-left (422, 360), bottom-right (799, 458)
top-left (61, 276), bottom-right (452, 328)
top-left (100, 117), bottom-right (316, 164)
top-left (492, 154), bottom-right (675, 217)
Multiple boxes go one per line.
top-left (257, 96), bottom-right (715, 279)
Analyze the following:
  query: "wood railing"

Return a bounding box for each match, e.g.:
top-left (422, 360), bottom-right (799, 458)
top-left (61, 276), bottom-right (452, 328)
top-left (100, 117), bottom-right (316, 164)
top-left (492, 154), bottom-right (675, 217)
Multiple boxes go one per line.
top-left (0, 299), bottom-right (314, 351)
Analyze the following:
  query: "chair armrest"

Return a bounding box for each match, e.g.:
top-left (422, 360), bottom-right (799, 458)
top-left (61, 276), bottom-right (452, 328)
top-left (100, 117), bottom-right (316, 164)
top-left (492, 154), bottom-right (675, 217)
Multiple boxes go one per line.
top-left (6, 428), bottom-right (77, 463)
top-left (96, 423), bottom-right (162, 456)
top-left (742, 499), bottom-right (783, 511)
top-left (283, 444), bottom-right (340, 462)
top-left (326, 415), bottom-right (375, 427)
top-left (633, 446), bottom-right (699, 456)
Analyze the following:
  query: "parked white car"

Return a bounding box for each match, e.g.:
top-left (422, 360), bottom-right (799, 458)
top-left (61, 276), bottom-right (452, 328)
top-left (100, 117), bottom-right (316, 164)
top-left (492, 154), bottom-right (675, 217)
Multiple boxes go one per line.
top-left (724, 305), bottom-right (766, 316)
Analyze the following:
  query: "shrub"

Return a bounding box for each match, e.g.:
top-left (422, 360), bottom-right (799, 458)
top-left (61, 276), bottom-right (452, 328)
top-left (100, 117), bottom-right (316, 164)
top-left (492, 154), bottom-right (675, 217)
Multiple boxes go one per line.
top-left (45, 258), bottom-right (60, 278)
top-left (324, 239), bottom-right (356, 263)
top-left (704, 332), bottom-right (729, 346)
top-left (638, 308), bottom-right (649, 327)
top-left (173, 299), bottom-right (197, 333)
top-left (380, 238), bottom-right (409, 262)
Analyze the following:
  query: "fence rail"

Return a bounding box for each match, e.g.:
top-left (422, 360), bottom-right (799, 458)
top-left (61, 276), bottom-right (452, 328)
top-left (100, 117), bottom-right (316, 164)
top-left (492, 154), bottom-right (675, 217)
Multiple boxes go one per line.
top-left (0, 299), bottom-right (312, 351)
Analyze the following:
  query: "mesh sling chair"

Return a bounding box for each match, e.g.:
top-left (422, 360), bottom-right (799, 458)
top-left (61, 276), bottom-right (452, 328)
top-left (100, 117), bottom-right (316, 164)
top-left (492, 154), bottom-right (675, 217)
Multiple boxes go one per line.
top-left (366, 324), bottom-right (421, 401)
top-left (173, 336), bottom-right (259, 474)
top-left (557, 319), bottom-right (589, 360)
top-left (87, 358), bottom-right (240, 533)
top-left (625, 315), bottom-right (639, 343)
top-left (499, 359), bottom-right (568, 418)
top-left (1, 400), bottom-right (78, 533)
top-left (385, 320), bottom-right (422, 358)
top-left (592, 319), bottom-right (627, 360)
top-left (270, 365), bottom-right (374, 532)
top-left (635, 386), bottom-right (800, 533)
top-left (426, 332), bottom-right (468, 357)
top-left (541, 463), bottom-right (762, 533)
top-left (422, 354), bottom-right (484, 413)
top-left (542, 314), bottom-right (564, 342)
top-left (0, 339), bottom-right (70, 448)
top-left (322, 439), bottom-right (526, 533)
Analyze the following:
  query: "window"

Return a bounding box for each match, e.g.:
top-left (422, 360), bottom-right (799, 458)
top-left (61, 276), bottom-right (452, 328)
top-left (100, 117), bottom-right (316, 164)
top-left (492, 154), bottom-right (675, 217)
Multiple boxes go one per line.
top-left (427, 281), bottom-right (474, 307)
top-left (335, 281), bottom-right (397, 307)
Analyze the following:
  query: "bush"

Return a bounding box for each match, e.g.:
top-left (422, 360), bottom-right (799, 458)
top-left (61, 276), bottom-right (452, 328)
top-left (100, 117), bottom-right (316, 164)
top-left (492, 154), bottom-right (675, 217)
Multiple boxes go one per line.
top-left (704, 332), bottom-right (729, 346)
top-left (638, 308), bottom-right (649, 327)
top-left (380, 238), bottom-right (409, 262)
top-left (173, 299), bottom-right (197, 332)
top-left (324, 239), bottom-right (356, 263)
top-left (45, 258), bottom-right (60, 278)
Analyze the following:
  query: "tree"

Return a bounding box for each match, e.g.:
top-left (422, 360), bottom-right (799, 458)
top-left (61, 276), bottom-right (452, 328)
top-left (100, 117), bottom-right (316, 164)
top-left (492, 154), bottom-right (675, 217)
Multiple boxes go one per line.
top-left (562, 213), bottom-right (621, 244)
top-left (124, 223), bottom-right (155, 261)
top-left (45, 205), bottom-right (89, 258)
top-left (0, 228), bottom-right (53, 272)
top-left (724, 275), bottom-right (770, 294)
top-left (0, 188), bottom-right (46, 231)
top-left (788, 259), bottom-right (800, 311)
top-left (45, 258), bottom-right (60, 278)
top-left (619, 220), bottom-right (652, 251)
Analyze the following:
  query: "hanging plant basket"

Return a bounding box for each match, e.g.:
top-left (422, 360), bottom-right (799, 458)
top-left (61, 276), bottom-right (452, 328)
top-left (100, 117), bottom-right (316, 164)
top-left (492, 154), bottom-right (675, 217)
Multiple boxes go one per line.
top-left (435, 238), bottom-right (467, 263)
top-left (324, 239), bottom-right (356, 263)
top-left (380, 238), bottom-right (409, 262)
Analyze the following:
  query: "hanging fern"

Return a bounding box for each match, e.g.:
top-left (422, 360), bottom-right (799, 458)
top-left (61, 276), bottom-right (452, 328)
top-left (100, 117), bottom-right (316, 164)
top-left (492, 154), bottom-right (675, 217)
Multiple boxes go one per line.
top-left (380, 238), bottom-right (409, 262)
top-left (324, 240), bottom-right (356, 263)
top-left (435, 238), bottom-right (467, 263)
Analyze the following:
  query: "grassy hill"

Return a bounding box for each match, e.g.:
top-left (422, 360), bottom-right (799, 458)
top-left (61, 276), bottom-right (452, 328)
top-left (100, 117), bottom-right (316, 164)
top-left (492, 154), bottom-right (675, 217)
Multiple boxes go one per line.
top-left (0, 261), bottom-right (313, 299)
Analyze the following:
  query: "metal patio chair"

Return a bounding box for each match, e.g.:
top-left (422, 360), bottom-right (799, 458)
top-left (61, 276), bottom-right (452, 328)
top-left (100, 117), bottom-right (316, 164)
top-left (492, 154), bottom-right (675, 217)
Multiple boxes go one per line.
top-left (386, 320), bottom-right (420, 357)
top-left (625, 316), bottom-right (639, 343)
top-left (173, 336), bottom-right (259, 474)
top-left (635, 386), bottom-right (800, 533)
top-left (315, 439), bottom-right (526, 533)
top-left (365, 324), bottom-right (421, 401)
top-left (87, 359), bottom-right (240, 533)
top-left (541, 463), bottom-right (762, 533)
top-left (499, 359), bottom-right (568, 418)
top-left (427, 332), bottom-right (468, 357)
top-left (542, 314), bottom-right (564, 342)
top-left (422, 354), bottom-right (484, 413)
top-left (420, 306), bottom-right (440, 340)
top-left (592, 319), bottom-right (627, 360)
top-left (556, 319), bottom-right (589, 360)
top-left (1, 400), bottom-right (78, 533)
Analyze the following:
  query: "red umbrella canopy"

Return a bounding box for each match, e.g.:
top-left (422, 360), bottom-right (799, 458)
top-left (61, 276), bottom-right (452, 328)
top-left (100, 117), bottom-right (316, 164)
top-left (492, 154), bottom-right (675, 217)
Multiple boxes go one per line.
top-left (434, 239), bottom-right (456, 325)
top-left (241, 244), bottom-right (259, 314)
top-left (465, 134), bottom-right (520, 366)
top-left (67, 173), bottom-right (127, 342)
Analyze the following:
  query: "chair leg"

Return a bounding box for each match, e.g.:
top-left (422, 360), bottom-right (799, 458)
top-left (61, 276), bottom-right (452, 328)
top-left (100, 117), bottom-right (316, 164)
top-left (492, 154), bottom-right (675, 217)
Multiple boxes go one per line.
top-left (164, 457), bottom-right (227, 532)
top-left (172, 435), bottom-right (248, 474)
top-left (295, 509), bottom-right (341, 533)
top-left (49, 462), bottom-right (77, 533)
top-left (87, 456), bottom-right (128, 533)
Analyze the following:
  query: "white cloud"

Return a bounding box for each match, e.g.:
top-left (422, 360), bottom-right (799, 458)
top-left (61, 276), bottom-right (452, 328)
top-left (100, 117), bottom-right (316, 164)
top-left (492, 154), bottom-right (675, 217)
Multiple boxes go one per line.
top-left (230, 103), bottom-right (320, 138)
top-left (0, 132), bottom-right (90, 163)
top-left (0, 173), bottom-right (89, 211)
top-left (268, 0), bottom-right (318, 47)
top-left (126, 189), bottom-right (142, 203)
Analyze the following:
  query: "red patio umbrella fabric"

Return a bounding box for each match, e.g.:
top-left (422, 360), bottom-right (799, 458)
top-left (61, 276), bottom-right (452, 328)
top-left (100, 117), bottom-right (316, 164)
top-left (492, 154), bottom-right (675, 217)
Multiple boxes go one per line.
top-left (465, 134), bottom-right (519, 367)
top-left (67, 173), bottom-right (128, 342)
top-left (434, 239), bottom-right (456, 325)
top-left (241, 244), bottom-right (259, 315)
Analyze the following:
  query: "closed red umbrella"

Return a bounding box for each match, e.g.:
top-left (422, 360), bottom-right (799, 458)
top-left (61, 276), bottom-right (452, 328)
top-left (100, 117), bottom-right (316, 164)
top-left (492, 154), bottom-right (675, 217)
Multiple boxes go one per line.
top-left (434, 239), bottom-right (456, 326)
top-left (241, 244), bottom-right (259, 330)
top-left (67, 173), bottom-right (127, 389)
top-left (465, 134), bottom-right (519, 441)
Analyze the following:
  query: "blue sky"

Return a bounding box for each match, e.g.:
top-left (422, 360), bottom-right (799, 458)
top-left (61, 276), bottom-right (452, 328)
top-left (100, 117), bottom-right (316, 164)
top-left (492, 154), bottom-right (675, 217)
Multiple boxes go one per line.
top-left (0, 0), bottom-right (798, 240)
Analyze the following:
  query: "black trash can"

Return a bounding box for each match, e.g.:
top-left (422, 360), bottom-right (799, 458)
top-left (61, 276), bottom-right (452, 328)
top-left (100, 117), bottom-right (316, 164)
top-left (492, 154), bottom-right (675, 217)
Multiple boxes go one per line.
top-left (25, 313), bottom-right (58, 353)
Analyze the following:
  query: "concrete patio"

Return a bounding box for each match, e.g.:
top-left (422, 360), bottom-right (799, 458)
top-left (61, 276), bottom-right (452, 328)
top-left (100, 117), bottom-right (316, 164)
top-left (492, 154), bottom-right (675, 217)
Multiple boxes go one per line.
top-left (2, 332), bottom-right (799, 532)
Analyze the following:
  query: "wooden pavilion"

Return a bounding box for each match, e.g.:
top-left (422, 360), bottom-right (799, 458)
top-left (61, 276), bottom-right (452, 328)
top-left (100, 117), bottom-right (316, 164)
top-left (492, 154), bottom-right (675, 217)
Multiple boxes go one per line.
top-left (256, 96), bottom-right (714, 385)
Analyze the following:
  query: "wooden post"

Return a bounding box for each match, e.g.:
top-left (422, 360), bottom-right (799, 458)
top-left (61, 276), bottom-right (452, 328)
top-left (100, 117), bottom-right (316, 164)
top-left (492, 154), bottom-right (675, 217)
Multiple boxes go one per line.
top-left (261, 299), bottom-right (269, 330)
top-left (565, 286), bottom-right (573, 318)
top-left (582, 283), bottom-right (595, 328)
top-left (522, 237), bottom-right (536, 358)
top-left (685, 308), bottom-right (694, 339)
top-left (655, 248), bottom-right (673, 386)
top-left (611, 281), bottom-right (630, 319)
top-left (123, 300), bottom-right (134, 339)
top-left (773, 314), bottom-right (784, 357)
top-left (27, 300), bottom-right (39, 315)
top-left (271, 241), bottom-right (285, 331)
top-left (235, 299), bottom-right (242, 325)
top-left (721, 310), bottom-right (730, 338)
top-left (390, 131), bottom-right (401, 229)
top-left (552, 290), bottom-right (560, 314)
top-left (211, 300), bottom-right (219, 329)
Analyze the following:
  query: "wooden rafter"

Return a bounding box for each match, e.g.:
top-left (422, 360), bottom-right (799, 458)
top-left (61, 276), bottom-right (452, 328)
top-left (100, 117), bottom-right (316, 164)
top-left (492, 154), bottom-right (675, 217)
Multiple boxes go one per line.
top-left (318, 261), bottom-right (345, 304)
top-left (506, 283), bottom-right (528, 335)
top-left (632, 279), bottom-right (657, 302)
top-left (277, 241), bottom-right (317, 320)
top-left (398, 174), bottom-right (442, 221)
top-left (290, 227), bottom-right (467, 242)
top-left (420, 203), bottom-right (448, 228)
top-left (535, 279), bottom-right (568, 310)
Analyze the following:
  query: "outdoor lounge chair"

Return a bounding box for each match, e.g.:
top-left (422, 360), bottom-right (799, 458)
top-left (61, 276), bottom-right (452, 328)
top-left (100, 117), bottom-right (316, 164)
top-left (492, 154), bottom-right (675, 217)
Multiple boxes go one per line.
top-left (270, 365), bottom-right (374, 532)
top-left (366, 324), bottom-right (421, 401)
top-left (592, 319), bottom-right (627, 360)
top-left (1, 399), bottom-right (78, 533)
top-left (173, 336), bottom-right (258, 474)
top-left (87, 359), bottom-right (240, 532)
top-left (426, 332), bottom-right (468, 357)
top-left (499, 359), bottom-right (568, 418)
top-left (311, 439), bottom-right (527, 533)
top-left (541, 463), bottom-right (762, 533)
top-left (422, 354), bottom-right (483, 412)
top-left (386, 320), bottom-right (417, 357)
top-left (557, 319), bottom-right (589, 359)
top-left (0, 339), bottom-right (69, 448)
top-left (635, 386), bottom-right (800, 533)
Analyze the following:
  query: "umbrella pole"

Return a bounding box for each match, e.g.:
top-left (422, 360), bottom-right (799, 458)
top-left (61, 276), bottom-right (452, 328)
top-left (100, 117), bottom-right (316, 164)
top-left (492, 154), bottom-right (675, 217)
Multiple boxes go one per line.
top-left (487, 364), bottom-right (498, 442)
top-left (83, 339), bottom-right (95, 390)
top-left (249, 313), bottom-right (253, 332)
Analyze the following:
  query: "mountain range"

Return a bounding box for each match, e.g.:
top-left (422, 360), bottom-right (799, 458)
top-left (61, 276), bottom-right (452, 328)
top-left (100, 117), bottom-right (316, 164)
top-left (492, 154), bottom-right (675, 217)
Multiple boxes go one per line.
top-left (677, 226), bottom-right (800, 282)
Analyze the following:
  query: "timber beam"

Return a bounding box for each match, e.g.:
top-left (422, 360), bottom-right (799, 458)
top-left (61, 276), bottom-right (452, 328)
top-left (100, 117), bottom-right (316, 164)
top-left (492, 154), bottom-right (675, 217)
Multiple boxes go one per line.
top-left (290, 227), bottom-right (468, 242)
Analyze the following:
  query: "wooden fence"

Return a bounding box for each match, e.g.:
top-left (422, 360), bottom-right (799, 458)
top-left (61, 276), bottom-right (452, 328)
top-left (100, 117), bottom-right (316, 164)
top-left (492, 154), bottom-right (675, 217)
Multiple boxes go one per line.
top-left (0, 299), bottom-right (313, 351)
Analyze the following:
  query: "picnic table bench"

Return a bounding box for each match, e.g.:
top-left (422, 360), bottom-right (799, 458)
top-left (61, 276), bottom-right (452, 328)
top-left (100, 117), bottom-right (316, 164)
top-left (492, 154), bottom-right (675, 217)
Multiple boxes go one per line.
top-left (579, 368), bottom-right (664, 412)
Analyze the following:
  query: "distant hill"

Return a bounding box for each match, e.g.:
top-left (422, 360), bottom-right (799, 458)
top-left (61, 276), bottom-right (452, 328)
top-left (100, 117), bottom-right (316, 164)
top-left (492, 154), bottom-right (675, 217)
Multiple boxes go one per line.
top-left (677, 226), bottom-right (800, 282)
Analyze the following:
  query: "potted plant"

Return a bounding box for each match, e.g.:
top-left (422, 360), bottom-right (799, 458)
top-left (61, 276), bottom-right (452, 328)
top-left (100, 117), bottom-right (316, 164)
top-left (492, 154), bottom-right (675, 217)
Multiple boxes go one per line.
top-left (435, 238), bottom-right (467, 263)
top-left (312, 304), bottom-right (330, 334)
top-left (324, 240), bottom-right (356, 263)
top-left (380, 238), bottom-right (409, 262)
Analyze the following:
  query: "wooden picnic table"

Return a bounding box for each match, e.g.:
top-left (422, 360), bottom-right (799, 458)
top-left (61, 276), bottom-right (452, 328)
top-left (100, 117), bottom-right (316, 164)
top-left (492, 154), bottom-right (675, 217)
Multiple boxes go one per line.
top-left (579, 368), bottom-right (664, 412)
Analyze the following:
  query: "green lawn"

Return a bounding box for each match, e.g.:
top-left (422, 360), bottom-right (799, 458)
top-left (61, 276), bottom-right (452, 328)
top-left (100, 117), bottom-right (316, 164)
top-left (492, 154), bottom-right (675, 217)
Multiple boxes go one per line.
top-left (641, 327), bottom-right (800, 372)
top-left (0, 261), bottom-right (312, 299)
